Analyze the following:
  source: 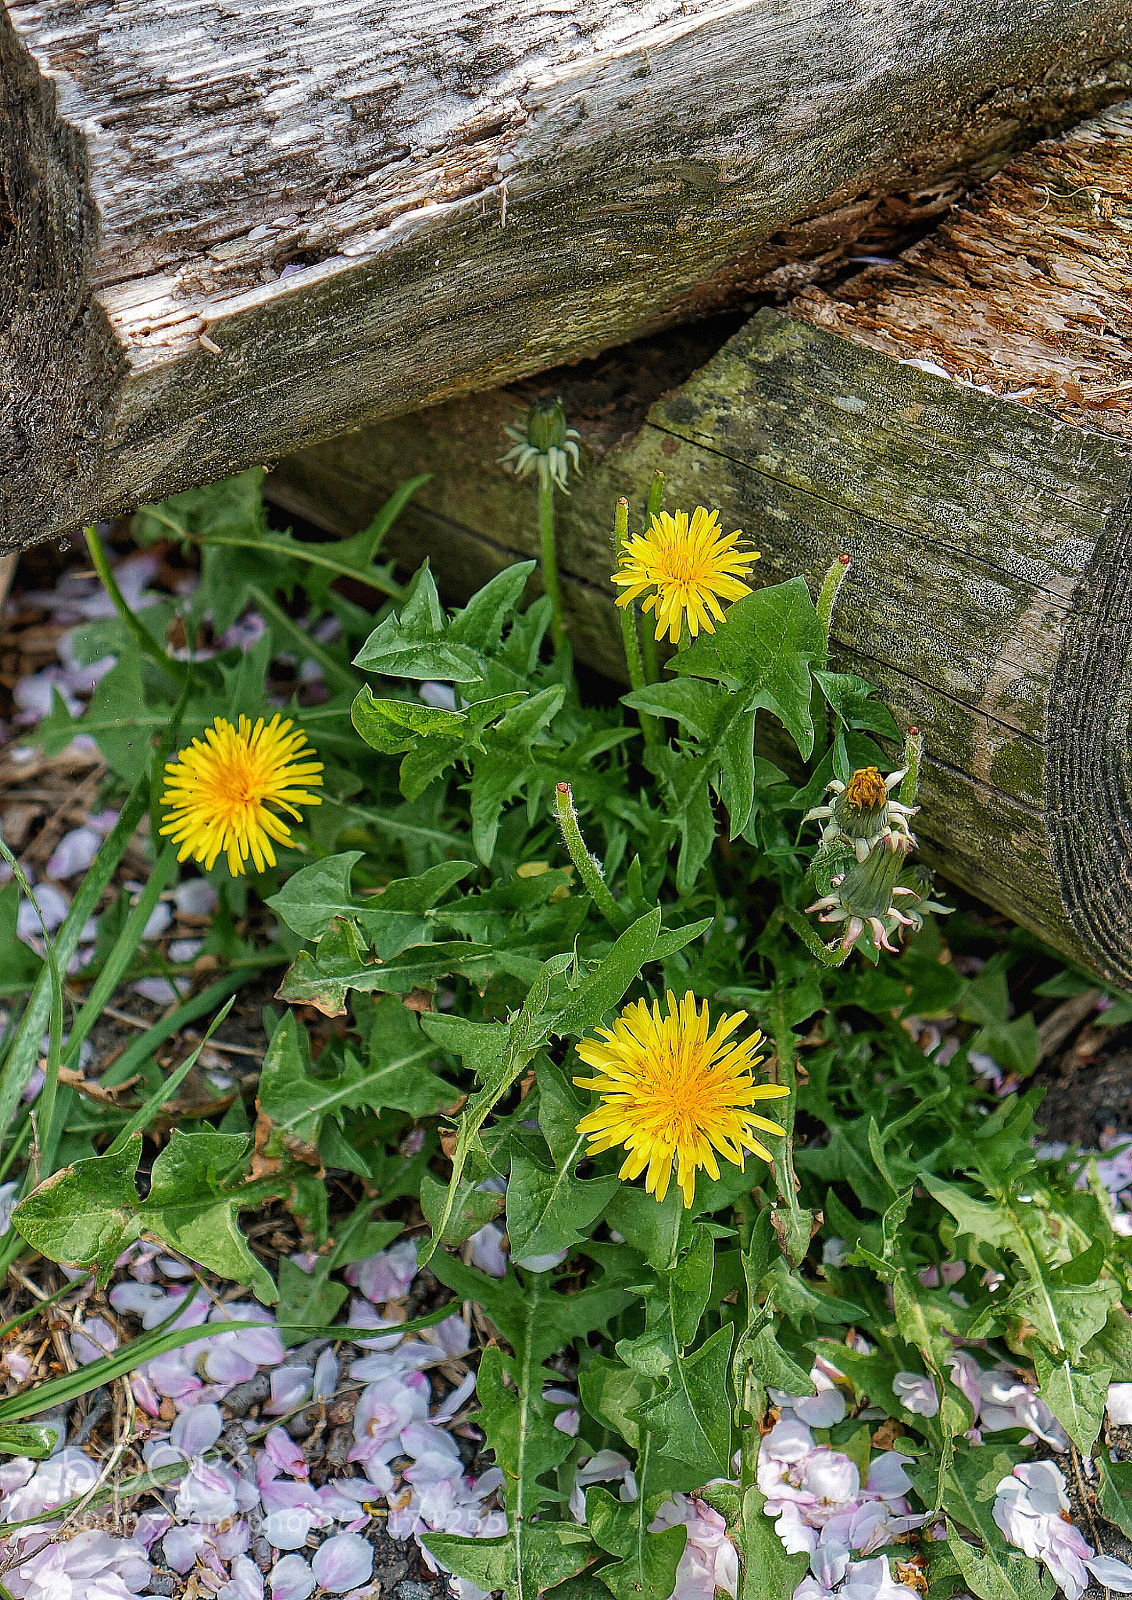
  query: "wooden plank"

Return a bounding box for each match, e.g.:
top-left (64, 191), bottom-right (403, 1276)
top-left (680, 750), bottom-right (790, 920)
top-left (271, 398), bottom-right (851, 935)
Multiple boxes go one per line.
top-left (4, 0), bottom-right (1132, 548)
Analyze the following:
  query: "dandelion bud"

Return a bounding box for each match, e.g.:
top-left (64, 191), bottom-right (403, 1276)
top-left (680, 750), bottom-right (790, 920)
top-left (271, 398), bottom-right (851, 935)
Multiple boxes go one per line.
top-left (500, 398), bottom-right (581, 493)
top-left (526, 397), bottom-right (569, 454)
top-left (803, 762), bottom-right (918, 863)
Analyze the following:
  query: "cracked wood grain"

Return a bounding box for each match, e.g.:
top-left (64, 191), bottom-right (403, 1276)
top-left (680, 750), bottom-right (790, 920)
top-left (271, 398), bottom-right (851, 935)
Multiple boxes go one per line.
top-left (4, 0), bottom-right (1132, 546)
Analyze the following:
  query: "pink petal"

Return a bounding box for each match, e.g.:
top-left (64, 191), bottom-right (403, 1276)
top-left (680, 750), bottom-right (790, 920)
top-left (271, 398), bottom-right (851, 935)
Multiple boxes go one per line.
top-left (311, 1532), bottom-right (374, 1593)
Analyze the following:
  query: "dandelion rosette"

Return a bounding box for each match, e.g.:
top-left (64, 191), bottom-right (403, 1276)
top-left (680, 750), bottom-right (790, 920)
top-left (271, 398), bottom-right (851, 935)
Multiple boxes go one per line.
top-left (573, 989), bottom-right (788, 1207)
top-left (160, 713), bottom-right (323, 876)
top-left (804, 764), bottom-right (918, 863)
top-left (612, 506), bottom-right (760, 645)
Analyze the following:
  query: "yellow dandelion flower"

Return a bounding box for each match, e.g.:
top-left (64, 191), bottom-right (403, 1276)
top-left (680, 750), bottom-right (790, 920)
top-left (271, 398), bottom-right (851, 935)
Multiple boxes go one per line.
top-left (612, 506), bottom-right (760, 645)
top-left (573, 990), bottom-right (788, 1208)
top-left (160, 713), bottom-right (323, 877)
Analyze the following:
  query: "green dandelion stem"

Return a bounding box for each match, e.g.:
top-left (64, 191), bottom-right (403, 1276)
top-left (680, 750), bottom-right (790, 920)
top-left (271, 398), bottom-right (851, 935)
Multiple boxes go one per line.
top-left (640, 472), bottom-right (665, 685)
top-left (84, 525), bottom-right (191, 688)
top-left (614, 499), bottom-right (661, 747)
top-left (816, 552), bottom-right (851, 658)
top-left (554, 782), bottom-right (626, 933)
top-left (538, 474), bottom-right (567, 655)
top-left (900, 726), bottom-right (924, 808)
top-left (767, 982), bottom-right (817, 1269)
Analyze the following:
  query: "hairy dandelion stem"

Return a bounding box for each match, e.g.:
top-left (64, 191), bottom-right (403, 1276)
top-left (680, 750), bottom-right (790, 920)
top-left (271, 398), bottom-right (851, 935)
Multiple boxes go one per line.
top-left (641, 473), bottom-right (665, 684)
top-left (614, 500), bottom-right (661, 747)
top-left (554, 782), bottom-right (624, 932)
top-left (816, 553), bottom-right (851, 657)
top-left (900, 726), bottom-right (924, 808)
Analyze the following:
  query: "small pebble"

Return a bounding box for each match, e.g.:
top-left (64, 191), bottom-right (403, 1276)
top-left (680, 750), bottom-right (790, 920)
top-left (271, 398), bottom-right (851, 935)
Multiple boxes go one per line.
top-left (396, 1582), bottom-right (435, 1600)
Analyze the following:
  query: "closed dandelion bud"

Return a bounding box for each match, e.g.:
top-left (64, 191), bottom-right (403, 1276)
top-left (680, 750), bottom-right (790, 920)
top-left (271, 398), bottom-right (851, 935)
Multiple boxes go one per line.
top-left (806, 833), bottom-right (920, 955)
top-left (803, 762), bottom-right (918, 862)
top-left (500, 396), bottom-right (581, 493)
top-left (526, 398), bottom-right (568, 454)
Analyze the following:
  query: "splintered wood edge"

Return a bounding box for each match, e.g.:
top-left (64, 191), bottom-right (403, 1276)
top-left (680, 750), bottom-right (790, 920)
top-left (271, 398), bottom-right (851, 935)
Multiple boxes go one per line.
top-left (794, 99), bottom-right (1132, 439)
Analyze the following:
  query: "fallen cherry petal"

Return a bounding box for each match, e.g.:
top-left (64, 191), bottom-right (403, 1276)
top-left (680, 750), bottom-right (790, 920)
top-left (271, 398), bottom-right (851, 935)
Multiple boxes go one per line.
top-left (269, 1551), bottom-right (316, 1600)
top-left (312, 1531), bottom-right (374, 1593)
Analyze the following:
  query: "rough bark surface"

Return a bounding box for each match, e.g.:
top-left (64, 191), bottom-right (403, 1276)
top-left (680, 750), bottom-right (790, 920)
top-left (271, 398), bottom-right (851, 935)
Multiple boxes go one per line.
top-left (4, 0), bottom-right (1132, 548)
top-left (267, 306), bottom-right (1132, 987)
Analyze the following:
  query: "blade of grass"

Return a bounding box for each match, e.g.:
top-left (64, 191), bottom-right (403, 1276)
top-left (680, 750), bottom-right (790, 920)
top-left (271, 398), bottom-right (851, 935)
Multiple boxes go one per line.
top-left (0, 1302), bottom-right (453, 1424)
top-left (249, 586), bottom-right (360, 693)
top-left (58, 842), bottom-right (179, 1076)
top-left (0, 766), bottom-right (151, 1126)
top-left (98, 972), bottom-right (256, 1089)
top-left (0, 1458), bottom-right (187, 1536)
top-left (84, 525), bottom-right (190, 688)
top-left (0, 844), bottom-right (64, 1190)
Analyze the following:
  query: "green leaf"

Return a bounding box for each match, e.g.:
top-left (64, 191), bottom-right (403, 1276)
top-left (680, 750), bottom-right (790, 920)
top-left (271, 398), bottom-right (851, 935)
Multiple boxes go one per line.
top-left (919, 1175), bottom-right (1017, 1249)
top-left (0, 884), bottom-right (42, 993)
top-left (420, 1169), bottom-right (506, 1248)
top-left (267, 852), bottom-right (473, 949)
top-left (579, 1357), bottom-right (656, 1455)
top-left (474, 1340), bottom-right (576, 1519)
top-left (0, 1424), bottom-right (60, 1459)
top-left (277, 920), bottom-right (497, 1014)
top-left (423, 1525), bottom-right (596, 1600)
top-left (142, 1131), bottom-right (277, 1302)
top-left (587, 1485), bottom-right (686, 1600)
top-left (507, 1060), bottom-right (619, 1264)
top-left (1004, 1274), bottom-right (1119, 1362)
top-left (467, 685), bottom-right (567, 861)
top-left (417, 955), bottom-right (568, 1267)
top-left (0, 764), bottom-right (153, 1130)
top-left (1032, 1348), bottom-right (1109, 1453)
top-left (1098, 1447), bottom-right (1132, 1540)
top-left (351, 683), bottom-right (525, 753)
top-left (632, 1324), bottom-right (735, 1478)
top-left (813, 669), bottom-right (901, 739)
top-left (619, 1225), bottom-right (716, 1378)
top-left (733, 1485), bottom-right (809, 1600)
top-left (423, 1254), bottom-right (625, 1600)
top-left (275, 1254), bottom-right (348, 1340)
top-left (11, 1139), bottom-right (142, 1275)
top-left (925, 1446), bottom-right (1054, 1600)
top-left (945, 1524), bottom-right (1055, 1600)
top-left (354, 562), bottom-right (536, 682)
top-left (558, 909), bottom-right (662, 1037)
top-left (673, 576), bottom-right (824, 756)
top-left (14, 1130), bottom-right (276, 1302)
top-left (970, 1015), bottom-right (1040, 1080)
top-left (256, 1004), bottom-right (455, 1161)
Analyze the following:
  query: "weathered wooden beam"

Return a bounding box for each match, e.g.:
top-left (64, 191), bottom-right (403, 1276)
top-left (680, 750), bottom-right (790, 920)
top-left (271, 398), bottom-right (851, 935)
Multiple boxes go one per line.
top-left (4, 0), bottom-right (1132, 550)
top-left (266, 102), bottom-right (1132, 986)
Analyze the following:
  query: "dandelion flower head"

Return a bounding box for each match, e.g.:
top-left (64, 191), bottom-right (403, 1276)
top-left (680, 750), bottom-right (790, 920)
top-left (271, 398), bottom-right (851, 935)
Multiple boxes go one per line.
top-left (574, 990), bottom-right (788, 1207)
top-left (612, 506), bottom-right (760, 645)
top-left (160, 713), bottom-right (323, 877)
